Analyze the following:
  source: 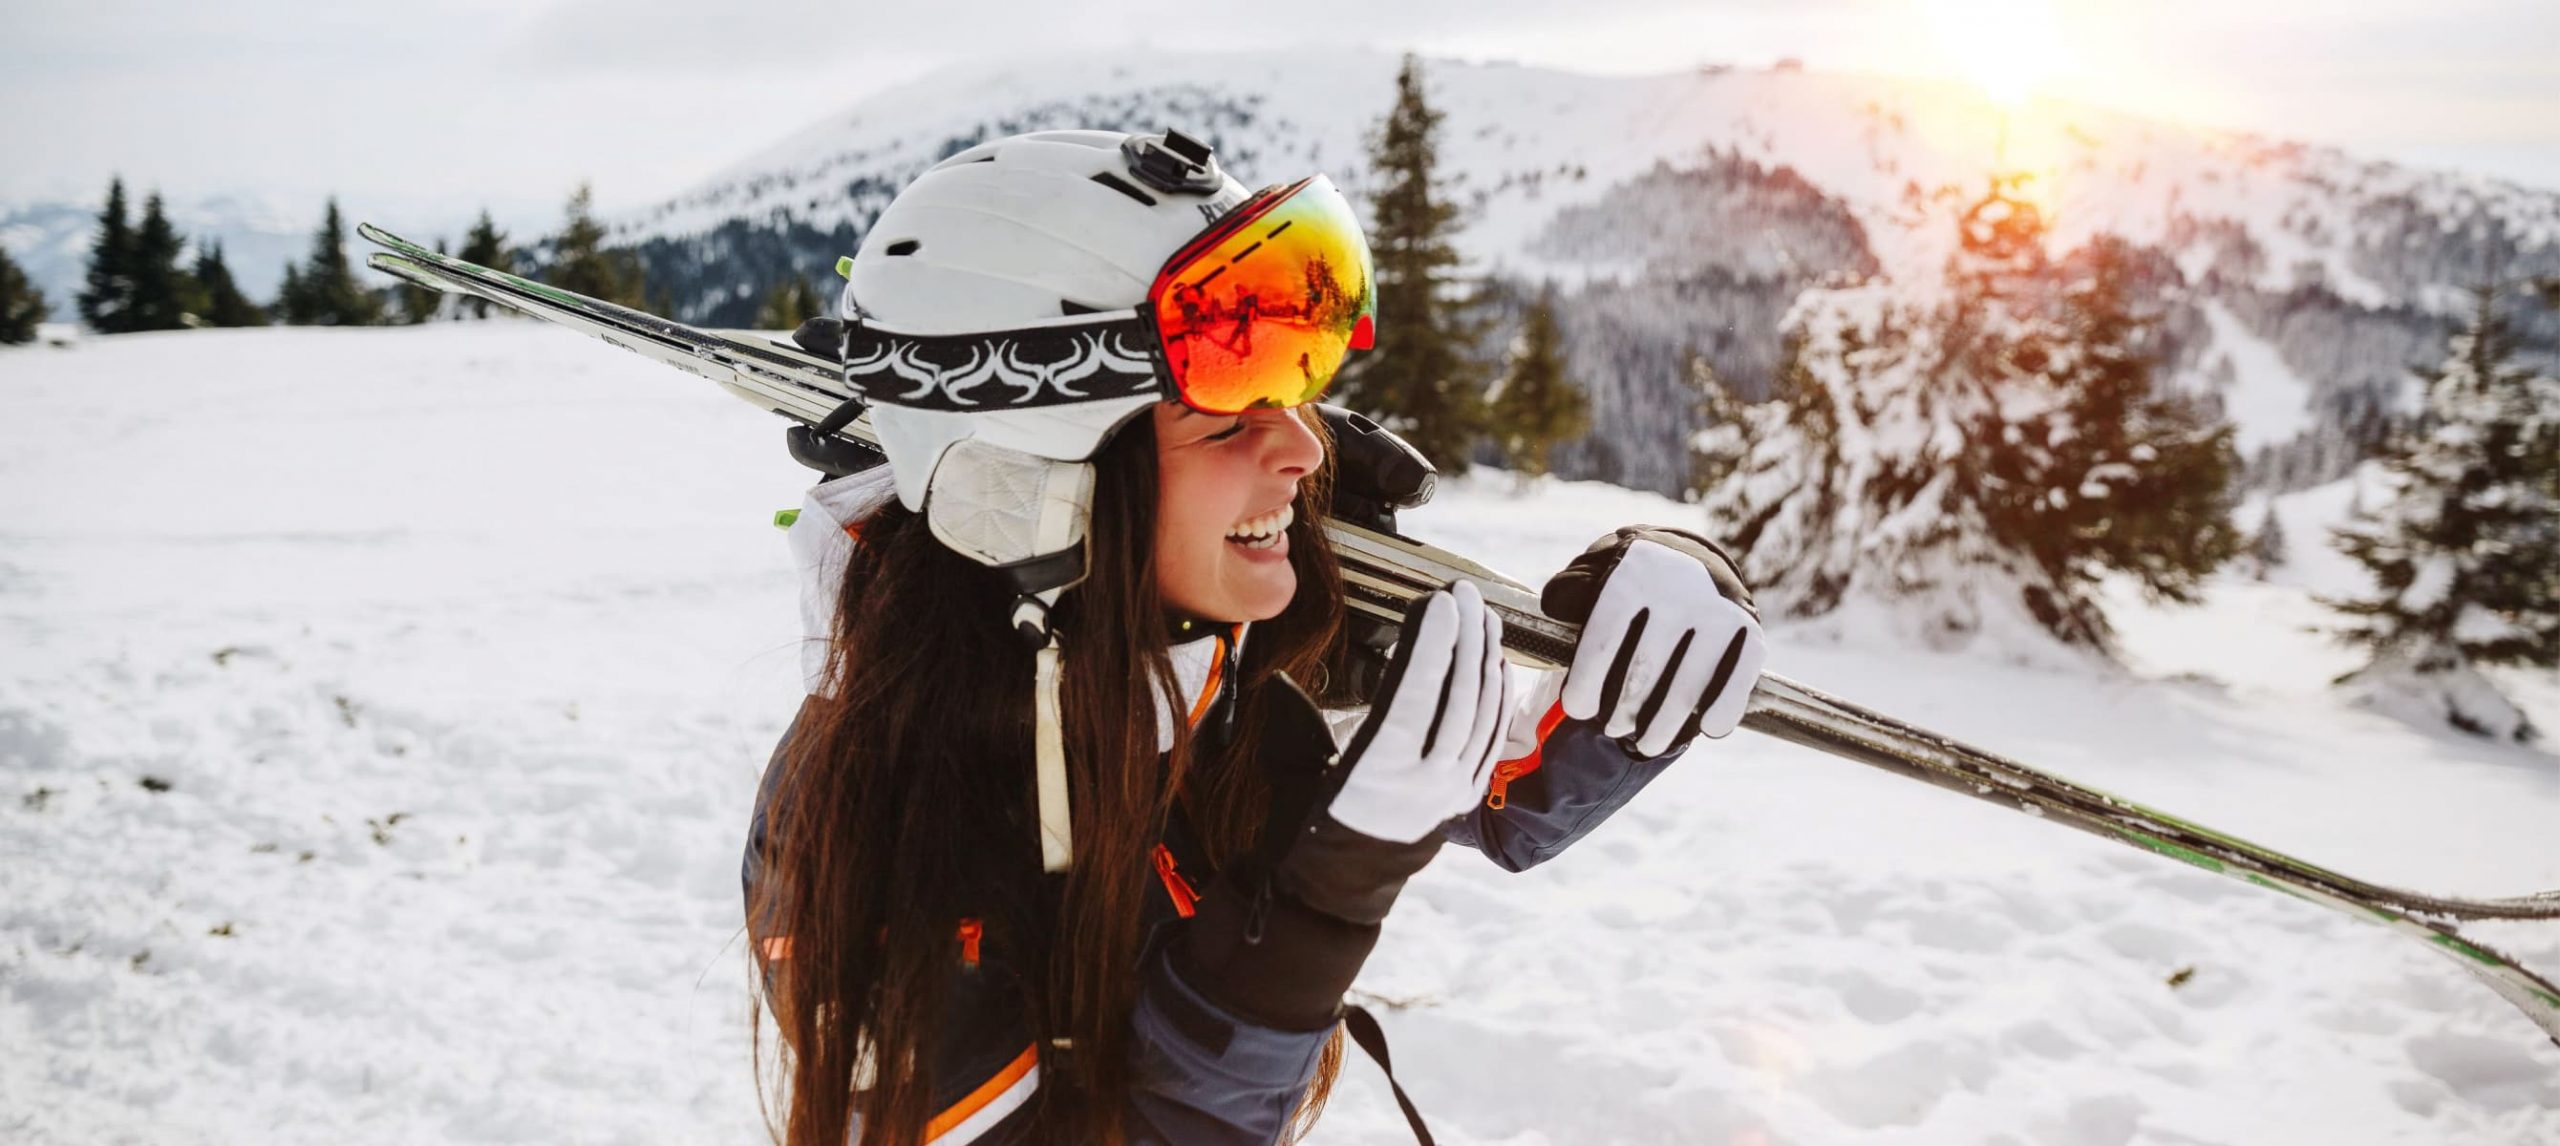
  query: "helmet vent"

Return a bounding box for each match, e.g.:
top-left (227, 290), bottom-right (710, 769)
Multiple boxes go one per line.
top-left (1088, 172), bottom-right (1158, 207)
top-left (884, 240), bottom-right (921, 257)
top-left (1059, 299), bottom-right (1103, 316)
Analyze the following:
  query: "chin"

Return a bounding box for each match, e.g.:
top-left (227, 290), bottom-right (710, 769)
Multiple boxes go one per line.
top-left (1230, 568), bottom-right (1300, 623)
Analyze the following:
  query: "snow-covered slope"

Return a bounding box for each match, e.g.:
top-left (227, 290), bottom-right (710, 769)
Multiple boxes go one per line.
top-left (4, 326), bottom-right (2558, 1144)
top-left (614, 50), bottom-right (2560, 494)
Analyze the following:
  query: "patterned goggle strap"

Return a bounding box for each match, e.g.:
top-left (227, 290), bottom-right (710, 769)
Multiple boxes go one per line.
top-left (839, 314), bottom-right (1167, 411)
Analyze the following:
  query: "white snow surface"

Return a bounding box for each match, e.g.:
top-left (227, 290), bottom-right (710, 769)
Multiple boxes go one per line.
top-left (5, 326), bottom-right (2559, 1145)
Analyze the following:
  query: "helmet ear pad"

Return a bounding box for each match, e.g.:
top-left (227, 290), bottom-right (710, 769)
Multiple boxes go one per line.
top-left (872, 398), bottom-right (1154, 514)
top-left (924, 440), bottom-right (1096, 600)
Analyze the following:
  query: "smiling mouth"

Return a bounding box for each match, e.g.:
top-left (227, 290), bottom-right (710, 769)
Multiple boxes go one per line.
top-left (1224, 504), bottom-right (1294, 551)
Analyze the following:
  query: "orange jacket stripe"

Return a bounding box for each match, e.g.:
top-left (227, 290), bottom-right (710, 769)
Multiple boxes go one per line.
top-left (923, 1043), bottom-right (1040, 1143)
top-left (1183, 629), bottom-right (1233, 729)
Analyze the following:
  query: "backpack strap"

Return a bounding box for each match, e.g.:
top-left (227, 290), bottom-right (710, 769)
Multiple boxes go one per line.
top-left (1342, 1004), bottom-right (1436, 1145)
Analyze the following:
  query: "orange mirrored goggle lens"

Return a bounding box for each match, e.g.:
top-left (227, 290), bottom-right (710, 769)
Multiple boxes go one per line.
top-left (1149, 175), bottom-right (1376, 416)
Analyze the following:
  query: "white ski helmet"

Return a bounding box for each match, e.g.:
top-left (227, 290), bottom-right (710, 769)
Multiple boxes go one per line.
top-left (848, 129), bottom-right (1250, 514)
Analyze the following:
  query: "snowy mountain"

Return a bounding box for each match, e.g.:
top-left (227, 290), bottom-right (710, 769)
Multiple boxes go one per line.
top-left (615, 50), bottom-right (2560, 495)
top-left (4, 324), bottom-right (2556, 1143)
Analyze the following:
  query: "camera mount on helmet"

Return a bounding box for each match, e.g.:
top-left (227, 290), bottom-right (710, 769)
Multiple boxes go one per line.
top-left (1121, 129), bottom-right (1225, 196)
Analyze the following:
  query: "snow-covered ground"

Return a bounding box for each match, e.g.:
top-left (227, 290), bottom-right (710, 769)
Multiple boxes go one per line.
top-left (3, 325), bottom-right (2556, 1145)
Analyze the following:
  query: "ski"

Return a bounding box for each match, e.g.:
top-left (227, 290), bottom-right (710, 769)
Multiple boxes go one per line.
top-left (361, 225), bottom-right (2560, 1045)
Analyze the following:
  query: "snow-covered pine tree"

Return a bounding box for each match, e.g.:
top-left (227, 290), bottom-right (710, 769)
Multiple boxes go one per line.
top-left (2246, 504), bottom-right (2287, 580)
top-left (0, 245), bottom-right (47, 344)
top-left (547, 184), bottom-right (647, 310)
top-left (457, 211), bottom-right (512, 319)
top-left (2324, 283), bottom-right (2560, 741)
top-left (1686, 349), bottom-right (1755, 494)
top-left (1488, 286), bottom-right (1586, 481)
top-left (1333, 54), bottom-right (1487, 473)
top-left (1696, 182), bottom-right (2237, 656)
top-left (1984, 234), bottom-right (2239, 622)
top-left (78, 178), bottom-right (136, 334)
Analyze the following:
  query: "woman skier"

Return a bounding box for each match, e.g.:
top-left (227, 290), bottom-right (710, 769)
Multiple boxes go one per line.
top-left (742, 128), bottom-right (1769, 1146)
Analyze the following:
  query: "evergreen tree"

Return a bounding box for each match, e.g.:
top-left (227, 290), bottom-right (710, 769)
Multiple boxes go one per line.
top-left (1696, 182), bottom-right (2237, 655)
top-left (127, 192), bottom-right (193, 331)
top-left (0, 245), bottom-right (48, 344)
top-left (754, 277), bottom-right (824, 331)
top-left (1333, 54), bottom-right (1487, 473)
top-left (191, 243), bottom-right (267, 327)
top-left (284, 199), bottom-right (383, 327)
top-left (1685, 349), bottom-right (1756, 495)
top-left (456, 210), bottom-right (512, 319)
top-left (2323, 284), bottom-right (2560, 741)
top-left (78, 178), bottom-right (137, 333)
top-left (2246, 505), bottom-right (2287, 580)
top-left (273, 264), bottom-right (305, 324)
top-left (545, 184), bottom-right (647, 308)
top-left (1487, 286), bottom-right (1586, 480)
top-left (1983, 232), bottom-right (2240, 624)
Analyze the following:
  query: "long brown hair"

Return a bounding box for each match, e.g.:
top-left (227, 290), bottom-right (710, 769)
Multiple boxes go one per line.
top-left (753, 410), bottom-right (1349, 1145)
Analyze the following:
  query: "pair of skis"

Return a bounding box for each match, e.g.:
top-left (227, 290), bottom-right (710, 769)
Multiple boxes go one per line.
top-left (359, 223), bottom-right (2560, 1047)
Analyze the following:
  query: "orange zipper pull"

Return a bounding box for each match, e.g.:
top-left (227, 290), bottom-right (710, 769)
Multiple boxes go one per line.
top-left (1152, 844), bottom-right (1200, 918)
top-left (1486, 760), bottom-right (1522, 810)
top-left (956, 918), bottom-right (983, 968)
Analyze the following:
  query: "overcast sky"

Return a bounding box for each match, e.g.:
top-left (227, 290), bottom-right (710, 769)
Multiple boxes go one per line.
top-left (6, 0), bottom-right (2555, 223)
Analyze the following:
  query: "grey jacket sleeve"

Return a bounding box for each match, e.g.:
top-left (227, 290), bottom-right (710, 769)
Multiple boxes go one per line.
top-left (1120, 937), bottom-right (1338, 1144)
top-left (1438, 716), bottom-right (1690, 872)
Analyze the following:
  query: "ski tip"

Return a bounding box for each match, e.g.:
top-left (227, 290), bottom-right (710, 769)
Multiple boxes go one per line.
top-left (367, 254), bottom-right (452, 295)
top-left (356, 221), bottom-right (402, 248)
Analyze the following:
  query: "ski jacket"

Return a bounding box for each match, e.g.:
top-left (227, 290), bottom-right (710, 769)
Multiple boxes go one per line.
top-left (742, 471), bottom-right (1692, 1145)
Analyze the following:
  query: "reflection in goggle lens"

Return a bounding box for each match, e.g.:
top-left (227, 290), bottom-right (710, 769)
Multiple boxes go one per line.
top-left (1154, 176), bottom-right (1376, 416)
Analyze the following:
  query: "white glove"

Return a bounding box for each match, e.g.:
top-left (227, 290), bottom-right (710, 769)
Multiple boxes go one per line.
top-left (1326, 580), bottom-right (1515, 843)
top-left (1559, 537), bottom-right (1768, 757)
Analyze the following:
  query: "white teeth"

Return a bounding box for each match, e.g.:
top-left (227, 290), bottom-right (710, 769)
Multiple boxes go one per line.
top-left (1224, 504), bottom-right (1294, 545)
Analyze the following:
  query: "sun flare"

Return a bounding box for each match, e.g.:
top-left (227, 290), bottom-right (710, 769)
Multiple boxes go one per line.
top-left (1919, 0), bottom-right (2069, 108)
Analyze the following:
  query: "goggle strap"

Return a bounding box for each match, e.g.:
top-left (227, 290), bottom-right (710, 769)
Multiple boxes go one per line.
top-left (838, 311), bottom-right (1166, 412)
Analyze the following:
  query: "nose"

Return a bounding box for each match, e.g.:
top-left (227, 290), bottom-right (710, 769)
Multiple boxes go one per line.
top-left (1255, 407), bottom-right (1325, 477)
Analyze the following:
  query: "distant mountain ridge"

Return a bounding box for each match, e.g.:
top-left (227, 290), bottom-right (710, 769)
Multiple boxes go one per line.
top-left (11, 52), bottom-right (2553, 496)
top-left (611, 50), bottom-right (2560, 495)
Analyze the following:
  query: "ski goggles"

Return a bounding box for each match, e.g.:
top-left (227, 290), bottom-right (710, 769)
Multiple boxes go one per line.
top-left (837, 174), bottom-right (1375, 419)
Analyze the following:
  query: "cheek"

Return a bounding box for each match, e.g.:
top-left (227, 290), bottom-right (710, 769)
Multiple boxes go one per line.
top-left (1152, 456), bottom-right (1225, 599)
